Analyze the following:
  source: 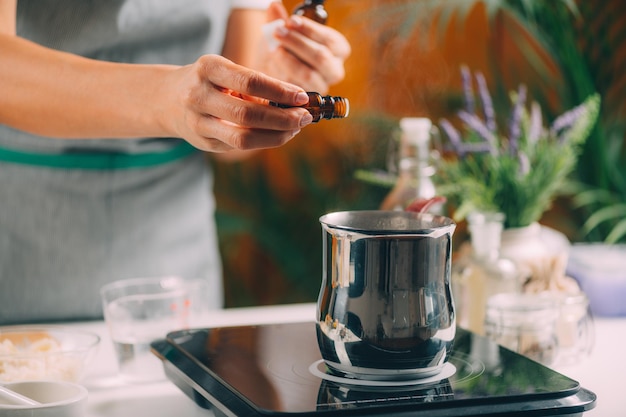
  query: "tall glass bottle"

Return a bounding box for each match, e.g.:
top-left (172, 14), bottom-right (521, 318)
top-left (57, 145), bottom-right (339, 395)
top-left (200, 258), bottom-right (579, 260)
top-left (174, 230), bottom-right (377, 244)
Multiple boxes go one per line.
top-left (452, 212), bottom-right (521, 335)
top-left (293, 0), bottom-right (328, 24)
top-left (380, 117), bottom-right (438, 211)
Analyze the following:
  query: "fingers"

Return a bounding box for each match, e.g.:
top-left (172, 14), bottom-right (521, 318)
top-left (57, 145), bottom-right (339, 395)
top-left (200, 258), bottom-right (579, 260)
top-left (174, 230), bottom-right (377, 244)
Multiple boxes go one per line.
top-left (191, 85), bottom-right (310, 131)
top-left (189, 115), bottom-right (302, 152)
top-left (272, 16), bottom-right (351, 87)
top-left (175, 54), bottom-right (314, 152)
top-left (197, 54), bottom-right (309, 107)
top-left (285, 15), bottom-right (351, 60)
top-left (185, 89), bottom-right (310, 151)
top-left (263, 48), bottom-right (328, 93)
top-left (266, 1), bottom-right (289, 22)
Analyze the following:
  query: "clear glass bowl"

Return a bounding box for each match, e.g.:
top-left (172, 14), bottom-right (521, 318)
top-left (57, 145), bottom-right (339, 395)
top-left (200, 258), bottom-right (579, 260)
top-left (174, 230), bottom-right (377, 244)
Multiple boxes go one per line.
top-left (0, 326), bottom-right (100, 383)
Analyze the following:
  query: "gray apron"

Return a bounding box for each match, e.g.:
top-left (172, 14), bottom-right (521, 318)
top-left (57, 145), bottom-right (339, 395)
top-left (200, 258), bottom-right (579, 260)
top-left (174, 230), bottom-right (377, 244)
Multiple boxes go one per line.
top-left (0, 0), bottom-right (232, 324)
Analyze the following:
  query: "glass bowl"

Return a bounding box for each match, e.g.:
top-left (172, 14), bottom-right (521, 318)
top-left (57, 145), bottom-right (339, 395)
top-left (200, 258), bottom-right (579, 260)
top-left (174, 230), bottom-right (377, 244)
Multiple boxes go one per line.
top-left (0, 326), bottom-right (100, 383)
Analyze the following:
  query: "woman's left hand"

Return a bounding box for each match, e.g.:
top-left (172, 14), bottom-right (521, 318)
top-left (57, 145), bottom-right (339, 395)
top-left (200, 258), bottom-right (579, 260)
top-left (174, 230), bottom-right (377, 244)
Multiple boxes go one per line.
top-left (261, 2), bottom-right (351, 93)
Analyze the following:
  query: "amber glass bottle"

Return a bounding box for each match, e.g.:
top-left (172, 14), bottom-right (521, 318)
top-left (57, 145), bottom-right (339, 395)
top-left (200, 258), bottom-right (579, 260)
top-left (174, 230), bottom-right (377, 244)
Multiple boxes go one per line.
top-left (270, 92), bottom-right (349, 122)
top-left (292, 0), bottom-right (328, 24)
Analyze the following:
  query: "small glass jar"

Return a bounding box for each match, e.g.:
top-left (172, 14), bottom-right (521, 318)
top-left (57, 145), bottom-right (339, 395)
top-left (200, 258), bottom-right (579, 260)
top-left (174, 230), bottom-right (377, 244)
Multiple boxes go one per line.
top-left (555, 292), bottom-right (594, 366)
top-left (484, 293), bottom-right (560, 365)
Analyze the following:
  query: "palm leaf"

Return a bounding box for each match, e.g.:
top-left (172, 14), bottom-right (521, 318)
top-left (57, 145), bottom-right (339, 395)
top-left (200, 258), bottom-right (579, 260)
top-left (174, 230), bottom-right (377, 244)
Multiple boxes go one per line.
top-left (582, 203), bottom-right (626, 235)
top-left (571, 188), bottom-right (617, 209)
top-left (605, 218), bottom-right (626, 244)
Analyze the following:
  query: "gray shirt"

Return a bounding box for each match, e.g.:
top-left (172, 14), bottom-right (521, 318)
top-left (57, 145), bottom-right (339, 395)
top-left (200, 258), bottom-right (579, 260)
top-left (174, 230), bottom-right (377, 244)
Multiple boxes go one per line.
top-left (0, 0), bottom-right (236, 324)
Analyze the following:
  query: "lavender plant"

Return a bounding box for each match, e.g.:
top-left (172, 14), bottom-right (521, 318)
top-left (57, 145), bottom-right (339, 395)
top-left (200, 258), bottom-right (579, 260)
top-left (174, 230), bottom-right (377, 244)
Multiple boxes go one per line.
top-left (437, 67), bottom-right (600, 229)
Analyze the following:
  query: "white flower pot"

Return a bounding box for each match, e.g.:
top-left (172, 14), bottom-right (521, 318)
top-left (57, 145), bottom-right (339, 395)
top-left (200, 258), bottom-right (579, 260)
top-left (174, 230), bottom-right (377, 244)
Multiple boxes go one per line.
top-left (500, 222), bottom-right (571, 275)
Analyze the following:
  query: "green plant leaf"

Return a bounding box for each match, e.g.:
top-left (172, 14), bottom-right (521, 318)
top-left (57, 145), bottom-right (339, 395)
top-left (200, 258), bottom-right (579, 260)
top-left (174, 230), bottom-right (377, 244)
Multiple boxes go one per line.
top-left (605, 218), bottom-right (626, 244)
top-left (571, 188), bottom-right (616, 209)
top-left (353, 169), bottom-right (397, 188)
top-left (582, 203), bottom-right (626, 235)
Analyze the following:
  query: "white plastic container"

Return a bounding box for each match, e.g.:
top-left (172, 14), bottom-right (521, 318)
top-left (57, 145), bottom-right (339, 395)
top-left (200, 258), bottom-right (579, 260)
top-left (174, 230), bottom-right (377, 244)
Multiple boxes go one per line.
top-left (566, 243), bottom-right (626, 317)
top-left (0, 380), bottom-right (87, 417)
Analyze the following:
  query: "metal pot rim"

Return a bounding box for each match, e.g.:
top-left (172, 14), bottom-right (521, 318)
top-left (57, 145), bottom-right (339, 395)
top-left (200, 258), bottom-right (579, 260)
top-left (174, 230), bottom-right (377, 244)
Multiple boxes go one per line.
top-left (319, 210), bottom-right (455, 235)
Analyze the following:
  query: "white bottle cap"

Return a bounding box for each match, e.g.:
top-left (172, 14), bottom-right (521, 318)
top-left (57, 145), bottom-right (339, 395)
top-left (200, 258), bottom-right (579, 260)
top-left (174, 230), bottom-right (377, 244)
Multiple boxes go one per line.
top-left (400, 118), bottom-right (432, 145)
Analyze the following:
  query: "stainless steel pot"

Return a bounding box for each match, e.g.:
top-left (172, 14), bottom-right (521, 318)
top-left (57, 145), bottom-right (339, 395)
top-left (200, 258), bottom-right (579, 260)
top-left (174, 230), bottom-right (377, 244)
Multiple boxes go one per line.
top-left (316, 210), bottom-right (456, 380)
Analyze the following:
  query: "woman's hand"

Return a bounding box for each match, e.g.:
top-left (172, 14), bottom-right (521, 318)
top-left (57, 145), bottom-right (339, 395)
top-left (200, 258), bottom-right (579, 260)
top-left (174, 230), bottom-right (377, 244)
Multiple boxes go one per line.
top-left (0, 35), bottom-right (312, 152)
top-left (261, 2), bottom-right (351, 94)
top-left (163, 54), bottom-right (314, 153)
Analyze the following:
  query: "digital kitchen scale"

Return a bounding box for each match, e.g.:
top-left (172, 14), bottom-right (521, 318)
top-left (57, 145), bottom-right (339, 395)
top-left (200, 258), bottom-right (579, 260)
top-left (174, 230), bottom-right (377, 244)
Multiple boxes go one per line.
top-left (151, 322), bottom-right (596, 417)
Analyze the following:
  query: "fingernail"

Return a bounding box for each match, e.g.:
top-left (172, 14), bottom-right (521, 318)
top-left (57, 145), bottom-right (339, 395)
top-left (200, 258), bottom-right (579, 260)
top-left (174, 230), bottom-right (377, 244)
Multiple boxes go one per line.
top-left (275, 25), bottom-right (289, 38)
top-left (289, 15), bottom-right (303, 27)
top-left (296, 91), bottom-right (310, 104)
top-left (300, 112), bottom-right (313, 127)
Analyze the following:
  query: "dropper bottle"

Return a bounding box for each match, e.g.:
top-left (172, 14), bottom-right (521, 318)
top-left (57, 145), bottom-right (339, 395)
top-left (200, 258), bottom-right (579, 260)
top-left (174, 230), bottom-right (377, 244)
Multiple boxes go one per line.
top-left (270, 92), bottom-right (349, 122)
top-left (292, 0), bottom-right (328, 24)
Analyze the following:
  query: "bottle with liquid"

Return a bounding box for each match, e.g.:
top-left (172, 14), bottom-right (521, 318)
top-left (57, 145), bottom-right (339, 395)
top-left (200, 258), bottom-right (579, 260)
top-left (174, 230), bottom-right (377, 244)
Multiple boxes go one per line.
top-left (270, 92), bottom-right (349, 122)
top-left (293, 0), bottom-right (328, 24)
top-left (452, 212), bottom-right (522, 335)
top-left (380, 117), bottom-right (438, 211)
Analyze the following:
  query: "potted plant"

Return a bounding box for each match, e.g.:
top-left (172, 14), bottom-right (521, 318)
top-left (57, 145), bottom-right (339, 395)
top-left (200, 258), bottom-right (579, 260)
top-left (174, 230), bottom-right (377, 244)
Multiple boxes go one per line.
top-left (436, 66), bottom-right (600, 278)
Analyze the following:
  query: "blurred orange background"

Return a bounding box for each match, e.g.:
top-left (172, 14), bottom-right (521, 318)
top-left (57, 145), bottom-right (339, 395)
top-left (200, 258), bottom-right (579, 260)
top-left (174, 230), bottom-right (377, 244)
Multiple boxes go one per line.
top-left (214, 0), bottom-right (625, 307)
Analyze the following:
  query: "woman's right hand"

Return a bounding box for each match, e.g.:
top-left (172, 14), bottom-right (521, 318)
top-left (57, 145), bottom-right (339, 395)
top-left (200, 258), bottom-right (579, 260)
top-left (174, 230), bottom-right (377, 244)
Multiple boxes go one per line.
top-left (2, 29), bottom-right (313, 152)
top-left (162, 54), bottom-right (314, 153)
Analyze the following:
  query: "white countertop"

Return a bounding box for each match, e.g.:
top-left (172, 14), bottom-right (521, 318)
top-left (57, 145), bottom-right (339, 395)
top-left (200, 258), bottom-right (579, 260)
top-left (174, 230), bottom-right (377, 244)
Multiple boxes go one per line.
top-left (77, 303), bottom-right (317, 417)
top-left (70, 303), bottom-right (623, 417)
